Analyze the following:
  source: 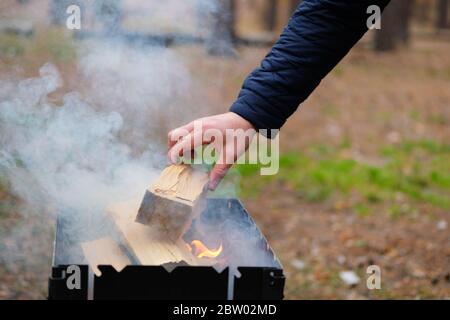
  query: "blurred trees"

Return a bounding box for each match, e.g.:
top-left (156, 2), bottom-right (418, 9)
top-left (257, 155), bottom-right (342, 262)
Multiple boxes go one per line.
top-left (436, 0), bottom-right (449, 29)
top-left (374, 0), bottom-right (414, 51)
top-left (44, 0), bottom-right (449, 55)
top-left (397, 0), bottom-right (414, 44)
top-left (373, 0), bottom-right (450, 51)
top-left (50, 0), bottom-right (123, 34)
top-left (208, 0), bottom-right (237, 56)
top-left (50, 0), bottom-right (80, 25)
top-left (264, 0), bottom-right (278, 31)
top-left (263, 0), bottom-right (301, 32)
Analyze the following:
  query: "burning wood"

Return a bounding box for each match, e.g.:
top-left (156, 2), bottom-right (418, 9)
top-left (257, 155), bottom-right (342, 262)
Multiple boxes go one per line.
top-left (79, 166), bottom-right (223, 273)
top-left (50, 199), bottom-right (285, 300)
top-left (136, 165), bottom-right (209, 241)
top-left (189, 240), bottom-right (223, 259)
top-left (108, 200), bottom-right (198, 266)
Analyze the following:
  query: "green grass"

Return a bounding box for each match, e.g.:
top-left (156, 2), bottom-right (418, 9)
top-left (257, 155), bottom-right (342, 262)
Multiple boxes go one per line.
top-left (0, 34), bottom-right (26, 57)
top-left (0, 28), bottom-right (77, 62)
top-left (321, 103), bottom-right (341, 118)
top-left (428, 113), bottom-right (449, 126)
top-left (237, 139), bottom-right (450, 215)
top-left (34, 29), bottom-right (77, 62)
top-left (332, 65), bottom-right (344, 77)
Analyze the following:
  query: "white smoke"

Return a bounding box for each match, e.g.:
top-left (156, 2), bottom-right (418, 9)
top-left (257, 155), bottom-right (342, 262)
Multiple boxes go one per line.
top-left (0, 62), bottom-right (155, 215)
top-left (78, 42), bottom-right (194, 151)
top-left (0, 1), bottom-right (279, 300)
top-left (0, 39), bottom-right (199, 289)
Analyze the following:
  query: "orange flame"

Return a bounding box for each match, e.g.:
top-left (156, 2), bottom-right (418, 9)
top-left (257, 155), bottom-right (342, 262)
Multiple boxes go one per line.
top-left (190, 240), bottom-right (223, 259)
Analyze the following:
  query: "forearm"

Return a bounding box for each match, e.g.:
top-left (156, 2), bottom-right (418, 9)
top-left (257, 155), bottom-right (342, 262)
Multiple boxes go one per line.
top-left (231, 0), bottom-right (390, 132)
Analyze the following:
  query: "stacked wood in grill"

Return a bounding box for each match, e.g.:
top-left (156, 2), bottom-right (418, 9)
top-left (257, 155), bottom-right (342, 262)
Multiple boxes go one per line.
top-left (81, 165), bottom-right (210, 274)
top-left (108, 199), bottom-right (197, 266)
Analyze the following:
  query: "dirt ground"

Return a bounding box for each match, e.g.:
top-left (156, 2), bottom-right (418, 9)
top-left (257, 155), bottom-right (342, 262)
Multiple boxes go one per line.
top-left (182, 34), bottom-right (450, 299)
top-left (0, 25), bottom-right (449, 299)
top-left (243, 41), bottom-right (450, 299)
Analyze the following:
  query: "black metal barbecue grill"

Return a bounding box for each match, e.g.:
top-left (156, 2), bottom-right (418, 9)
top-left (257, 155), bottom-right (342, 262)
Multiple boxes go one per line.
top-left (48, 198), bottom-right (285, 300)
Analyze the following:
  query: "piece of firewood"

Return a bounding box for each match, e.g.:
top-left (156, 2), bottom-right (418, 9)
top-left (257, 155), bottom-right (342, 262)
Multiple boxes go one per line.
top-left (108, 199), bottom-right (198, 266)
top-left (81, 237), bottom-right (131, 276)
top-left (136, 165), bottom-right (209, 240)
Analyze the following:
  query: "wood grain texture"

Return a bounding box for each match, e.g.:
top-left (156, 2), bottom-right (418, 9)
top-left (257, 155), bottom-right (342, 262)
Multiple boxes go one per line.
top-left (108, 199), bottom-right (198, 266)
top-left (136, 165), bottom-right (209, 240)
top-left (150, 164), bottom-right (209, 204)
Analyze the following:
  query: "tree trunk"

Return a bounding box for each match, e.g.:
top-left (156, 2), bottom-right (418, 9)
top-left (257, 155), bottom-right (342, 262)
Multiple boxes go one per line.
top-left (264, 0), bottom-right (278, 31)
top-left (374, 1), bottom-right (399, 51)
top-left (436, 0), bottom-right (449, 29)
top-left (374, 0), bottom-right (413, 51)
top-left (207, 0), bottom-right (237, 56)
top-left (397, 0), bottom-right (414, 44)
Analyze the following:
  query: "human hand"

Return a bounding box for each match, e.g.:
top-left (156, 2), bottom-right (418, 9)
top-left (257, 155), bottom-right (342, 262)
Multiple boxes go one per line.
top-left (167, 112), bottom-right (256, 190)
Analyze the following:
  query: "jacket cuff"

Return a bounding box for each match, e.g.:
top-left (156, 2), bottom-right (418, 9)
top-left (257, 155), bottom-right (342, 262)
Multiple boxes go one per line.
top-left (230, 102), bottom-right (284, 139)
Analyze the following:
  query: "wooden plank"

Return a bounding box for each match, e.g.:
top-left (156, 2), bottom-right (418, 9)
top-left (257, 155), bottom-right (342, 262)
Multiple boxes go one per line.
top-left (136, 165), bottom-right (209, 240)
top-left (108, 199), bottom-right (198, 266)
top-left (81, 237), bottom-right (131, 276)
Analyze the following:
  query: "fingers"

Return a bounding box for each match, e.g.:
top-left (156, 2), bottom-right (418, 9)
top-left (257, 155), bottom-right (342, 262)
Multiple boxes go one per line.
top-left (209, 162), bottom-right (232, 191)
top-left (166, 114), bottom-right (255, 190)
top-left (167, 121), bottom-right (195, 150)
top-left (208, 141), bottom-right (236, 190)
top-left (167, 130), bottom-right (204, 164)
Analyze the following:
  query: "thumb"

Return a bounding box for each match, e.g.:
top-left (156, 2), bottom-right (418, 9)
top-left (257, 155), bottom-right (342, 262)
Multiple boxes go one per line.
top-left (209, 163), bottom-right (232, 191)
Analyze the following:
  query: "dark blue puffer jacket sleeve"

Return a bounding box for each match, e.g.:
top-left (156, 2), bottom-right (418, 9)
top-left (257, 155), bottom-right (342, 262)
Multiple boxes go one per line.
top-left (230, 0), bottom-right (390, 133)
